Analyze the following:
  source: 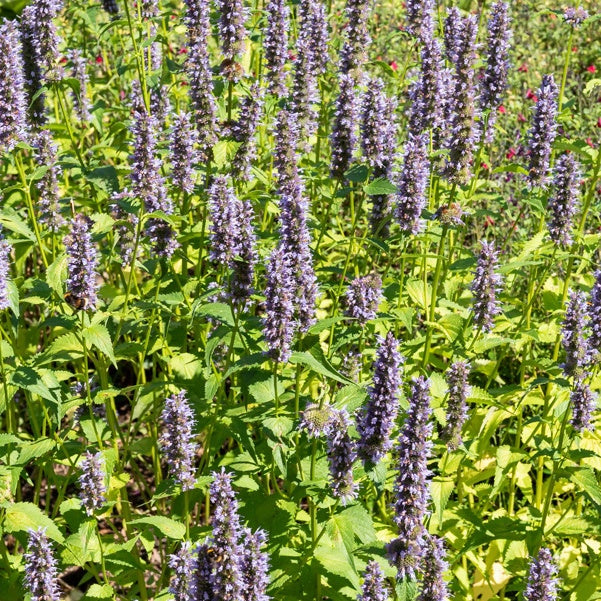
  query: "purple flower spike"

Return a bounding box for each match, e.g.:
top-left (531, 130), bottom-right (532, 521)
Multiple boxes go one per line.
top-left (299, 0), bottom-right (329, 75)
top-left (326, 408), bottom-right (358, 505)
top-left (358, 560), bottom-right (388, 601)
top-left (357, 332), bottom-right (403, 465)
top-left (169, 541), bottom-right (197, 601)
top-left (24, 528), bottom-right (60, 601)
top-left (524, 548), bottom-right (558, 601)
top-left (570, 379), bottom-right (596, 433)
top-left (386, 377), bottom-right (432, 580)
top-left (292, 35), bottom-right (319, 146)
top-left (547, 153), bottom-right (581, 247)
top-left (443, 7), bottom-right (464, 65)
top-left (264, 0), bottom-right (289, 95)
top-left (561, 290), bottom-right (590, 378)
top-left (68, 49), bottom-right (92, 122)
top-left (209, 176), bottom-right (241, 265)
top-left (79, 451), bottom-right (107, 515)
top-left (159, 390), bottom-right (197, 490)
top-left (470, 241), bottom-right (503, 333)
top-left (330, 73), bottom-right (358, 179)
top-left (0, 230), bottom-right (12, 311)
top-left (33, 130), bottom-right (64, 231)
top-left (0, 20), bottom-right (28, 150)
top-left (64, 214), bottom-right (99, 311)
top-left (405, 0), bottom-right (435, 38)
top-left (563, 7), bottom-right (588, 27)
top-left (241, 528), bottom-right (270, 601)
top-left (344, 273), bottom-right (383, 325)
top-left (589, 270), bottom-right (601, 355)
top-left (339, 0), bottom-right (371, 74)
top-left (216, 0), bottom-right (248, 80)
top-left (418, 536), bottom-right (449, 601)
top-left (170, 111), bottom-right (198, 194)
top-left (527, 75), bottom-right (558, 187)
top-left (441, 361), bottom-right (471, 450)
top-left (231, 83), bottom-right (264, 180)
top-left (195, 542), bottom-right (215, 599)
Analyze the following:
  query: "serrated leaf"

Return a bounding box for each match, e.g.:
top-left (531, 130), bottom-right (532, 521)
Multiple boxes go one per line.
top-left (130, 515), bottom-right (186, 539)
top-left (169, 353), bottom-right (203, 381)
top-left (83, 323), bottom-right (116, 366)
top-left (364, 178), bottom-right (397, 195)
top-left (570, 468), bottom-right (601, 506)
top-left (289, 350), bottom-right (352, 385)
top-left (46, 253), bottom-right (68, 296)
top-left (3, 501), bottom-right (64, 542)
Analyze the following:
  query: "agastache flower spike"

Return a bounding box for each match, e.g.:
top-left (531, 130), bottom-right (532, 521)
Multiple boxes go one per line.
top-left (170, 111), bottom-right (198, 193)
top-left (230, 198), bottom-right (257, 304)
top-left (417, 536), bottom-right (449, 601)
top-left (344, 273), bottom-right (383, 325)
top-left (292, 36), bottom-right (319, 145)
top-left (527, 74), bottom-right (558, 187)
top-left (169, 541), bottom-right (197, 601)
top-left (33, 130), bottom-right (65, 231)
top-left (563, 7), bottom-right (588, 27)
top-left (524, 548), bottom-right (558, 601)
top-left (0, 20), bottom-right (28, 151)
top-left (326, 408), bottom-right (358, 504)
top-left (209, 176), bottom-right (241, 265)
top-left (299, 402), bottom-right (335, 438)
top-left (79, 451), bottom-right (107, 515)
top-left (441, 361), bottom-right (471, 450)
top-left (330, 73), bottom-right (358, 179)
top-left (386, 377), bottom-right (433, 579)
top-left (561, 290), bottom-right (590, 378)
top-left (357, 332), bottom-right (403, 465)
top-left (159, 391), bottom-right (197, 490)
top-left (589, 270), bottom-right (601, 355)
top-left (263, 246), bottom-right (296, 363)
top-left (358, 561), bottom-right (388, 601)
top-left (273, 109), bottom-right (302, 198)
top-left (480, 2), bottom-right (511, 140)
top-left (24, 528), bottom-right (60, 601)
top-left (339, 0), bottom-right (371, 73)
top-left (443, 14), bottom-right (479, 183)
top-left (231, 83), bottom-right (264, 180)
top-left (299, 0), bottom-right (329, 75)
top-left (570, 379), bottom-right (596, 433)
top-left (360, 78), bottom-right (391, 169)
top-left (443, 7), bottom-right (464, 65)
top-left (0, 230), bottom-right (12, 311)
top-left (209, 470), bottom-right (245, 601)
top-left (405, 0), bottom-right (435, 38)
top-left (470, 241), bottom-right (503, 333)
top-left (547, 153), bottom-right (581, 247)
top-left (395, 132), bottom-right (430, 234)
top-left (216, 0), bottom-right (248, 80)
top-left (263, 0), bottom-right (289, 96)
top-left (240, 528), bottom-right (270, 601)
top-left (64, 214), bottom-right (99, 311)
top-left (68, 49), bottom-right (92, 122)
top-left (195, 542), bottom-right (216, 599)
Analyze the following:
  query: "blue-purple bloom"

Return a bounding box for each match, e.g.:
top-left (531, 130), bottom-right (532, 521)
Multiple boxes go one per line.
top-left (170, 111), bottom-right (198, 194)
top-left (64, 214), bottom-right (99, 311)
top-left (395, 132), bottom-right (430, 234)
top-left (547, 153), bottom-right (581, 247)
top-left (299, 402), bottom-right (335, 438)
top-left (386, 376), bottom-right (432, 579)
top-left (0, 20), bottom-right (28, 151)
top-left (344, 273), bottom-right (383, 325)
top-left (263, 0), bottom-right (289, 95)
top-left (589, 270), bottom-right (601, 354)
top-left (418, 536), bottom-right (449, 601)
top-left (357, 332), bottom-right (403, 465)
top-left (330, 73), bottom-right (358, 179)
top-left (209, 176), bottom-right (242, 265)
top-left (480, 2), bottom-right (511, 140)
top-left (443, 7), bottom-right (463, 65)
top-left (263, 245), bottom-right (296, 363)
top-left (169, 541), bottom-right (197, 601)
top-left (470, 241), bottom-right (503, 332)
top-left (24, 528), bottom-right (60, 601)
top-left (231, 83), bottom-right (264, 180)
top-left (273, 109), bottom-right (302, 198)
top-left (360, 78), bottom-right (393, 169)
top-left (33, 129), bottom-right (64, 231)
top-left (241, 528), bottom-right (270, 601)
top-left (0, 230), bottom-right (12, 311)
top-left (216, 0), bottom-right (248, 79)
top-left (358, 561), bottom-right (388, 601)
top-left (570, 379), bottom-right (596, 433)
top-left (292, 35), bottom-right (319, 145)
top-left (524, 548), bottom-right (558, 601)
top-left (326, 407), bottom-right (358, 504)
top-left (230, 198), bottom-right (257, 304)
top-left (527, 75), bottom-right (559, 187)
top-left (339, 0), bottom-right (371, 73)
top-left (159, 390), bottom-right (197, 490)
top-left (195, 542), bottom-right (215, 600)
top-left (405, 0), bottom-right (435, 38)
top-left (563, 7), bottom-right (588, 26)
top-left (68, 49), bottom-right (92, 122)
top-left (299, 0), bottom-right (329, 75)
top-left (441, 361), bottom-right (471, 450)
top-left (79, 451), bottom-right (107, 515)
top-left (561, 290), bottom-right (590, 378)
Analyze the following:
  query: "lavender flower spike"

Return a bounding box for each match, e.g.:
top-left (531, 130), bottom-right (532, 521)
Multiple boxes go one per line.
top-left (216, 0), bottom-right (248, 79)
top-left (358, 561), bottom-right (388, 601)
top-left (480, 2), bottom-right (511, 140)
top-left (68, 49), bottom-right (92, 122)
top-left (263, 0), bottom-right (289, 95)
top-left (231, 83), bottom-right (264, 180)
top-left (241, 528), bottom-right (270, 601)
top-left (395, 132), bottom-right (430, 234)
top-left (262, 245), bottom-right (296, 364)
top-left (561, 290), bottom-right (590, 378)
top-left (169, 541), bottom-right (197, 601)
top-left (339, 0), bottom-right (371, 73)
top-left (570, 379), bottom-right (596, 433)
top-left (273, 109), bottom-right (302, 198)
top-left (386, 377), bottom-right (433, 579)
top-left (330, 73), bottom-right (358, 179)
top-left (170, 111), bottom-right (198, 194)
top-left (443, 7), bottom-right (464, 65)
top-left (470, 240), bottom-right (503, 333)
top-left (0, 20), bottom-right (28, 151)
top-left (64, 214), bottom-right (100, 311)
top-left (79, 451), bottom-right (107, 515)
top-left (209, 469), bottom-right (245, 601)
top-left (417, 536), bottom-right (449, 601)
top-left (300, 0), bottom-right (329, 75)
top-left (24, 528), bottom-right (60, 601)
top-left (344, 273), bottom-right (383, 325)
top-left (441, 361), bottom-right (471, 450)
top-left (159, 390), bottom-right (197, 490)
top-left (195, 542), bottom-right (216, 599)
top-left (0, 230), bottom-right (12, 311)
top-left (405, 0), bottom-right (435, 38)
top-left (563, 7), bottom-right (589, 27)
top-left (360, 78), bottom-right (390, 169)
top-left (292, 35), bottom-right (319, 145)
top-left (527, 74), bottom-right (559, 187)
top-left (230, 198), bottom-right (257, 304)
top-left (209, 176), bottom-right (241, 265)
top-left (589, 270), bottom-right (601, 354)
top-left (524, 548), bottom-right (558, 601)
top-left (326, 408), bottom-right (358, 504)
top-left (547, 153), bottom-right (581, 247)
top-left (357, 332), bottom-right (403, 465)
top-left (34, 129), bottom-right (65, 231)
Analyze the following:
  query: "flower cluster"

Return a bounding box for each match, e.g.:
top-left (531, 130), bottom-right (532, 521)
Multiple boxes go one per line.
top-left (170, 111), bottom-right (198, 194)
top-left (470, 241), bottom-right (503, 332)
top-left (418, 536), bottom-right (449, 601)
top-left (33, 129), bottom-right (64, 231)
top-left (547, 153), bottom-right (581, 247)
top-left (561, 290), bottom-right (590, 378)
top-left (524, 548), bottom-right (558, 601)
top-left (24, 528), bottom-right (60, 601)
top-left (68, 49), bottom-right (92, 122)
top-left (0, 229), bottom-right (12, 311)
top-left (330, 73), bottom-right (358, 179)
top-left (358, 561), bottom-right (388, 601)
top-left (263, 0), bottom-right (289, 95)
top-left (231, 83), bottom-right (264, 180)
top-left (326, 407), bottom-right (358, 504)
top-left (79, 451), bottom-right (107, 515)
top-left (344, 273), bottom-right (383, 325)
top-left (441, 361), bottom-right (471, 450)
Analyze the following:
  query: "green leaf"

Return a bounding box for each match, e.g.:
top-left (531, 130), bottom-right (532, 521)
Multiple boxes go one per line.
top-left (431, 477), bottom-right (455, 523)
top-left (129, 516), bottom-right (186, 539)
top-left (83, 323), bottom-right (117, 366)
top-left (3, 501), bottom-right (64, 542)
top-left (344, 165), bottom-right (369, 183)
top-left (17, 438), bottom-right (55, 465)
top-left (570, 468), bottom-right (601, 506)
top-left (83, 583), bottom-right (115, 600)
top-left (289, 350), bottom-right (352, 385)
top-left (10, 366), bottom-right (61, 404)
top-left (169, 353), bottom-right (203, 381)
top-left (46, 253), bottom-right (67, 296)
top-left (363, 178), bottom-right (397, 196)
top-left (194, 302), bottom-right (235, 327)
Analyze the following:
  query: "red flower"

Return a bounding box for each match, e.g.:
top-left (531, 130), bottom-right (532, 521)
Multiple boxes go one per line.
top-left (179, 47), bottom-right (188, 54)
top-left (95, 55), bottom-right (103, 64)
top-left (597, 117), bottom-right (601, 128)
top-left (481, 162), bottom-right (489, 170)
top-left (586, 137), bottom-right (594, 148)
top-left (498, 105), bottom-right (506, 114)
top-left (526, 89), bottom-right (538, 102)
top-left (506, 147), bottom-right (516, 160)
top-left (587, 65), bottom-right (596, 73)
top-left (518, 63), bottom-right (528, 73)
top-left (517, 113), bottom-right (527, 123)
top-left (389, 60), bottom-right (398, 72)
